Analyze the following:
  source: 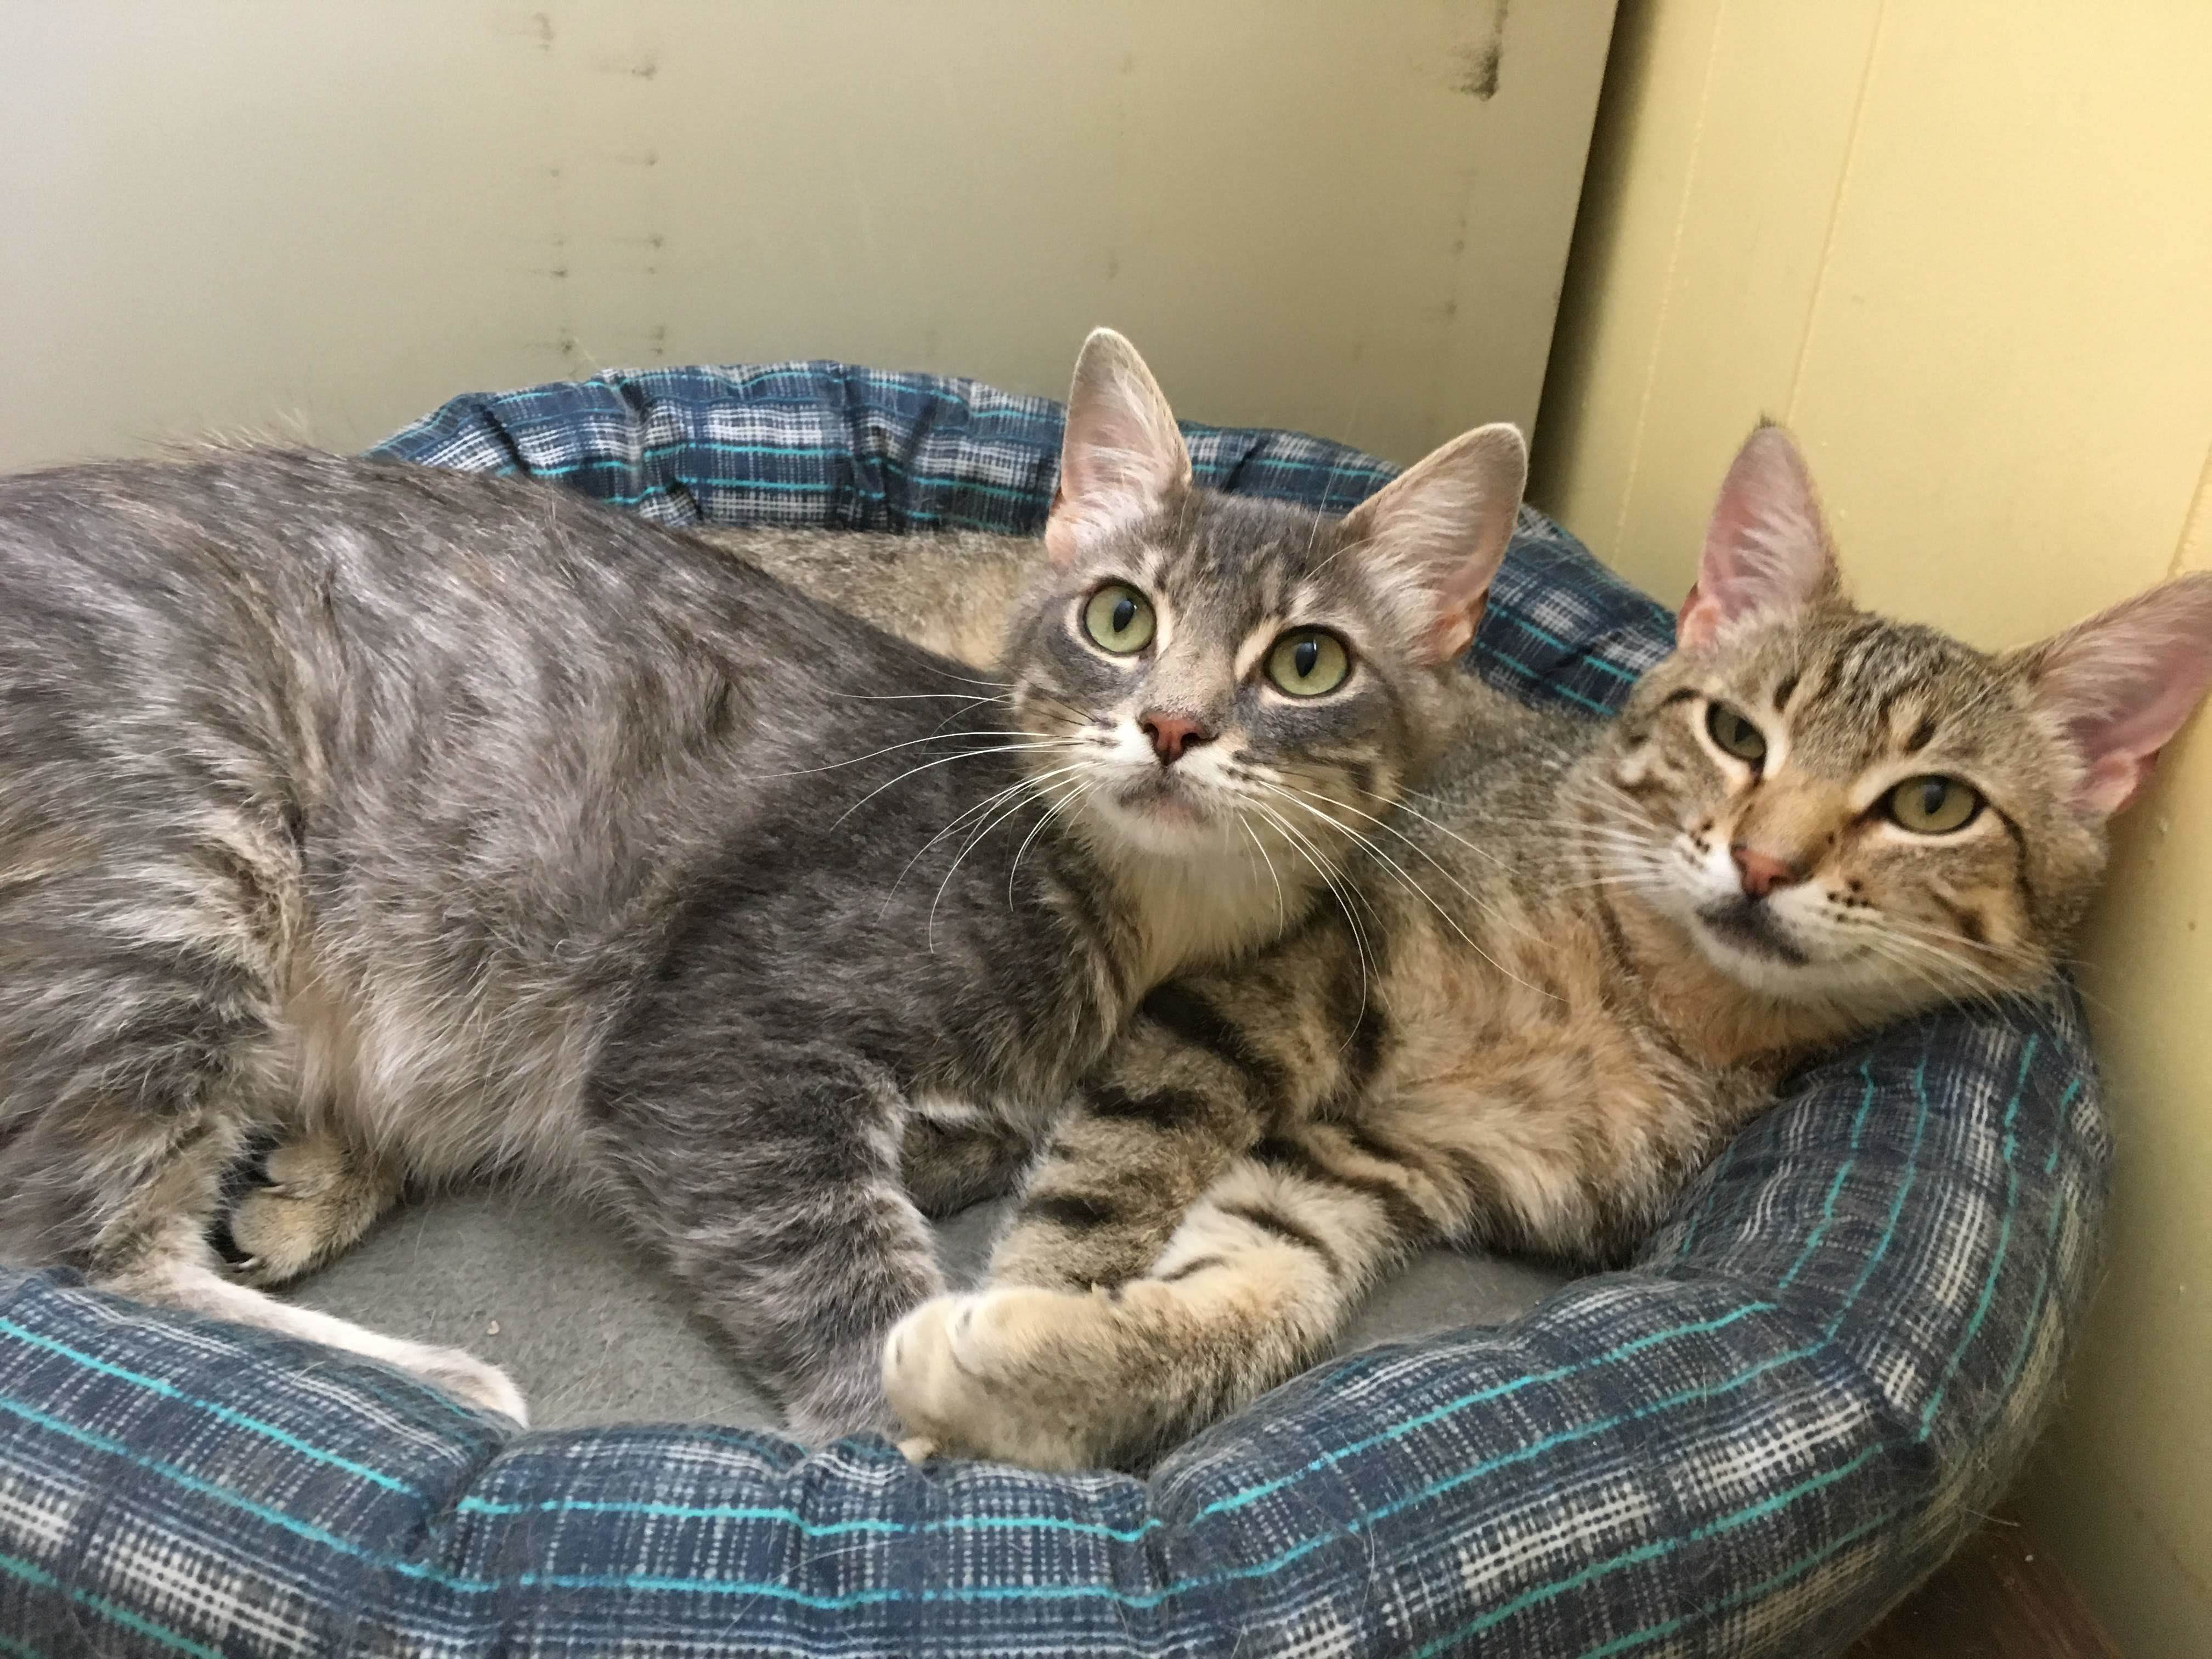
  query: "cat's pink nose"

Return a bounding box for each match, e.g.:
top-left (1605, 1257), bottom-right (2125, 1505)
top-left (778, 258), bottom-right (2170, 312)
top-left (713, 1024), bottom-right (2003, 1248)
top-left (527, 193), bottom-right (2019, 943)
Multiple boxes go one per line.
top-left (1141, 712), bottom-right (1212, 765)
top-left (1731, 845), bottom-right (1802, 900)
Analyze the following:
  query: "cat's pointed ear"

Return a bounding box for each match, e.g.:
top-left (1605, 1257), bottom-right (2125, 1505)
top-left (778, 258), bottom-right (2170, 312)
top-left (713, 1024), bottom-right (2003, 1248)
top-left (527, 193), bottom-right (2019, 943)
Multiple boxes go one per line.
top-left (1676, 423), bottom-right (1841, 650)
top-left (2015, 573), bottom-right (2212, 818)
top-left (1341, 421), bottom-right (1527, 664)
top-left (1045, 329), bottom-right (1192, 566)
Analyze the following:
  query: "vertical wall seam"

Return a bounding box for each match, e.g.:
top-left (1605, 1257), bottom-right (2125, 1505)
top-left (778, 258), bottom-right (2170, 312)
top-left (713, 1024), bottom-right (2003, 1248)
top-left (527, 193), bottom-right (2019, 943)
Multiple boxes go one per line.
top-left (1610, 0), bottom-right (1728, 560)
top-left (2168, 438), bottom-right (2212, 578)
top-left (1784, 0), bottom-right (1887, 423)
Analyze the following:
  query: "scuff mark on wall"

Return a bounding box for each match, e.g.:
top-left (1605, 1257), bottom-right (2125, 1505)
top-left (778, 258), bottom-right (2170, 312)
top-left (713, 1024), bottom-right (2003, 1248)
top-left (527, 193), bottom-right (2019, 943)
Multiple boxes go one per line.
top-left (1454, 0), bottom-right (1510, 100)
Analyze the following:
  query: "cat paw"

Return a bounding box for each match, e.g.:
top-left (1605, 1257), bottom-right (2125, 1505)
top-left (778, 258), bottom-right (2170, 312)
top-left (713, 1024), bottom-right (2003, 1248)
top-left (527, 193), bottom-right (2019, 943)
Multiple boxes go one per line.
top-left (400, 1342), bottom-right (531, 1425)
top-left (882, 1288), bottom-right (1111, 1470)
top-left (218, 1132), bottom-right (397, 1286)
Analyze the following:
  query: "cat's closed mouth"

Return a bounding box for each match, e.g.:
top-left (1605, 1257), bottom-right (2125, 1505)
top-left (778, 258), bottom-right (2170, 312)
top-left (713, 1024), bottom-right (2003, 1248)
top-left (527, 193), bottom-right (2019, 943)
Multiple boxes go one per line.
top-left (1696, 899), bottom-right (1809, 967)
top-left (1111, 774), bottom-right (1209, 823)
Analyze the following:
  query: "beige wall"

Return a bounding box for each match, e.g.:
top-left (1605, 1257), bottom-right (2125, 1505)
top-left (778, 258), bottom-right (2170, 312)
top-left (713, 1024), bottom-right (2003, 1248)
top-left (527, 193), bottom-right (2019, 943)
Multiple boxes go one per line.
top-left (1532, 4), bottom-right (2212, 1652)
top-left (0, 0), bottom-right (1615, 473)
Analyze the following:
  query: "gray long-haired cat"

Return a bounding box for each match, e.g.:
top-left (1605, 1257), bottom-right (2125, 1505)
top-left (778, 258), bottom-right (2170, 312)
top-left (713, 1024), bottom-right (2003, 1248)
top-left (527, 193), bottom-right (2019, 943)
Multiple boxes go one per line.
top-left (877, 425), bottom-right (2212, 1470)
top-left (0, 330), bottom-right (1528, 1437)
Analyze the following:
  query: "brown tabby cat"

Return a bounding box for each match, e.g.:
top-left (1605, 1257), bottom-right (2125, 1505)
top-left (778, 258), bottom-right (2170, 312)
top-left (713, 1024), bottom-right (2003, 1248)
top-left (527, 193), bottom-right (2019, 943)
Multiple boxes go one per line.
top-left (881, 424), bottom-right (2212, 1470)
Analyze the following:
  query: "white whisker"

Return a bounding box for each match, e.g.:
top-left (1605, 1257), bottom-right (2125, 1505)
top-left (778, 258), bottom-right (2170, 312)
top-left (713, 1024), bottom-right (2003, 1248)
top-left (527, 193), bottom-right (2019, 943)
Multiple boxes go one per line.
top-left (827, 741), bottom-right (1084, 830)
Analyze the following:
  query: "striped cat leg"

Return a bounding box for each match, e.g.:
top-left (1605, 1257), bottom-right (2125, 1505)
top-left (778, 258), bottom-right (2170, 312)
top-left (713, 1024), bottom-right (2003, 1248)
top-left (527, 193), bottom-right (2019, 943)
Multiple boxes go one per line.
top-left (884, 1118), bottom-right (1443, 1471)
top-left (985, 1077), bottom-right (1262, 1291)
top-left (984, 978), bottom-right (1325, 1291)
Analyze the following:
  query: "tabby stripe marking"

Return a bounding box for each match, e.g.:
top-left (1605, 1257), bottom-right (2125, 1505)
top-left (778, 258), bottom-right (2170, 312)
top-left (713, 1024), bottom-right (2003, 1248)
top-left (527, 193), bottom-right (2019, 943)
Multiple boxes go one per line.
top-left (1932, 893), bottom-right (1989, 947)
top-left (1084, 1083), bottom-right (1207, 1131)
top-left (1137, 983), bottom-right (1288, 1099)
top-left (1217, 1199), bottom-right (1342, 1273)
top-left (1326, 981), bottom-right (1391, 1104)
top-left (1252, 1134), bottom-right (1432, 1243)
top-left (1435, 1142), bottom-right (1533, 1252)
top-left (1153, 1255), bottom-right (1224, 1284)
top-left (1023, 1193), bottom-right (1123, 1232)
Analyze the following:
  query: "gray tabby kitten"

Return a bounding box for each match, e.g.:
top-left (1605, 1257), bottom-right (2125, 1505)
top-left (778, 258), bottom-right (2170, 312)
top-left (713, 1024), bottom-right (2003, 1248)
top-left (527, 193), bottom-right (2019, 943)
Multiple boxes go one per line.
top-left (881, 424), bottom-right (2212, 1470)
top-left (0, 329), bottom-right (1528, 1438)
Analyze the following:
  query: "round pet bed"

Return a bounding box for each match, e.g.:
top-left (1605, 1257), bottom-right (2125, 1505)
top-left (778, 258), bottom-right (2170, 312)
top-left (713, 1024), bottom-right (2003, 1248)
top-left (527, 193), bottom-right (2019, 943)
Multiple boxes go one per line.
top-left (0, 363), bottom-right (2104, 1656)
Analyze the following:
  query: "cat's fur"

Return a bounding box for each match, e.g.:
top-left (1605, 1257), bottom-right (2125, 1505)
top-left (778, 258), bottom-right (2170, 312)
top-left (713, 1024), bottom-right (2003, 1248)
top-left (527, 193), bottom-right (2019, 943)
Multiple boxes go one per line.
top-left (708, 525), bottom-right (1035, 670)
top-left (879, 425), bottom-right (2212, 1470)
top-left (0, 329), bottom-right (1530, 1438)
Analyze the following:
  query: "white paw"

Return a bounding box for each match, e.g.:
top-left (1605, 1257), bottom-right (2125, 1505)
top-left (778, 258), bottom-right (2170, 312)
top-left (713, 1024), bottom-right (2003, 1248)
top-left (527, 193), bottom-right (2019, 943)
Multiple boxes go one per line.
top-left (403, 1343), bottom-right (530, 1425)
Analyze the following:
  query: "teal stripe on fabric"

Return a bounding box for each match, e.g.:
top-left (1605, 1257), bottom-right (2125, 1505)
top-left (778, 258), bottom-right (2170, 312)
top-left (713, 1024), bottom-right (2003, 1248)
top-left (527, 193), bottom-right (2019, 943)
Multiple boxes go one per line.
top-left (0, 1295), bottom-right (1839, 1613)
top-left (1408, 1443), bottom-right (1889, 1659)
top-left (1576, 1504), bottom-right (1900, 1658)
top-left (0, 985), bottom-right (2086, 1646)
top-left (1829, 1051), bottom-right (1935, 1338)
top-left (1780, 1059), bottom-right (1880, 1291)
top-left (1918, 1038), bottom-right (2034, 1432)
top-left (454, 1495), bottom-right (1157, 1544)
top-left (1474, 648), bottom-right (1617, 715)
top-left (1607, 1080), bottom-right (2087, 1657)
top-left (0, 1392), bottom-right (382, 1559)
top-left (1252, 1344), bottom-right (1829, 1564)
top-left (1493, 611), bottom-right (1641, 682)
top-left (1197, 1301), bottom-right (1780, 1519)
top-left (1204, 453), bottom-right (1393, 483)
top-left (460, 1340), bottom-right (1822, 1602)
top-left (0, 1552), bottom-right (222, 1659)
top-left (528, 444), bottom-right (1048, 504)
top-left (1989, 1080), bottom-right (2084, 1401)
top-left (0, 1317), bottom-right (417, 1495)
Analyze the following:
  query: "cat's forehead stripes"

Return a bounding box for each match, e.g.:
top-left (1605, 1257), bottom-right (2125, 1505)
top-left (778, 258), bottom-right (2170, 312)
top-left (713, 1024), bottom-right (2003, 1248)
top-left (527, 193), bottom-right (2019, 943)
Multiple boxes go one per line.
top-left (1142, 497), bottom-right (1386, 648)
top-left (1746, 615), bottom-right (2012, 774)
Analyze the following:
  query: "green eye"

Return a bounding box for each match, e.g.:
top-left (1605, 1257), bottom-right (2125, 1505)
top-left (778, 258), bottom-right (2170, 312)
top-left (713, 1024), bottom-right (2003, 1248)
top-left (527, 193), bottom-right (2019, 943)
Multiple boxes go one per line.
top-left (1082, 583), bottom-right (1155, 654)
top-left (1265, 629), bottom-right (1350, 697)
top-left (1886, 775), bottom-right (1981, 834)
top-left (1705, 702), bottom-right (1768, 764)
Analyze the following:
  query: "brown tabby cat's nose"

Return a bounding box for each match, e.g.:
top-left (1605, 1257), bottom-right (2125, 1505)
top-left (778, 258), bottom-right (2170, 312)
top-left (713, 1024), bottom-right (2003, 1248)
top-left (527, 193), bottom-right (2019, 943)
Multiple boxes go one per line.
top-left (1731, 845), bottom-right (1801, 899)
top-left (1141, 712), bottom-right (1212, 765)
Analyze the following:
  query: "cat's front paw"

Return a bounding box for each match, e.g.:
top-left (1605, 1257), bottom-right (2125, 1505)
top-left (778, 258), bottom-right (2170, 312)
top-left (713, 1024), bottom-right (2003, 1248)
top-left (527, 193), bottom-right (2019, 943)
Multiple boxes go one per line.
top-left (883, 1288), bottom-right (1117, 1471)
top-left (218, 1132), bottom-right (398, 1285)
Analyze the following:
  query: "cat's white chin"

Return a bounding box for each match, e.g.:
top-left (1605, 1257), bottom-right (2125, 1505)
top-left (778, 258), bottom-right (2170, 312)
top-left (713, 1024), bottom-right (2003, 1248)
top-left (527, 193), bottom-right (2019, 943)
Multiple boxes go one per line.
top-left (1691, 922), bottom-right (1839, 999)
top-left (1093, 775), bottom-right (1233, 850)
top-left (1687, 917), bottom-right (1911, 1009)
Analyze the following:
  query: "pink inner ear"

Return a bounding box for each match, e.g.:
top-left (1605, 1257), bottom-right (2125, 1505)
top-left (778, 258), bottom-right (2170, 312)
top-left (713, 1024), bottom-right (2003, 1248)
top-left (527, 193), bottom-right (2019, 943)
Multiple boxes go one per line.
top-left (1682, 426), bottom-right (1835, 647)
top-left (1043, 512), bottom-right (1081, 568)
top-left (2033, 574), bottom-right (2212, 817)
top-left (1674, 581), bottom-right (1712, 648)
top-left (1423, 595), bottom-right (1487, 665)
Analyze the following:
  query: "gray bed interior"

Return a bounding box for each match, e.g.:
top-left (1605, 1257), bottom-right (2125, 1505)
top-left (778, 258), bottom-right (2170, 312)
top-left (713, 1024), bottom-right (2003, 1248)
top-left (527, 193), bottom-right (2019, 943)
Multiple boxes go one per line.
top-left (295, 1193), bottom-right (1571, 1433)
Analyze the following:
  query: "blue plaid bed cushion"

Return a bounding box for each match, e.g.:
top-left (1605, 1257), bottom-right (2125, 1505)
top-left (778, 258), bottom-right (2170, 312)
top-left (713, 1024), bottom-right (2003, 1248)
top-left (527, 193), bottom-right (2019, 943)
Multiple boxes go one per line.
top-left (0, 364), bottom-right (2104, 1657)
